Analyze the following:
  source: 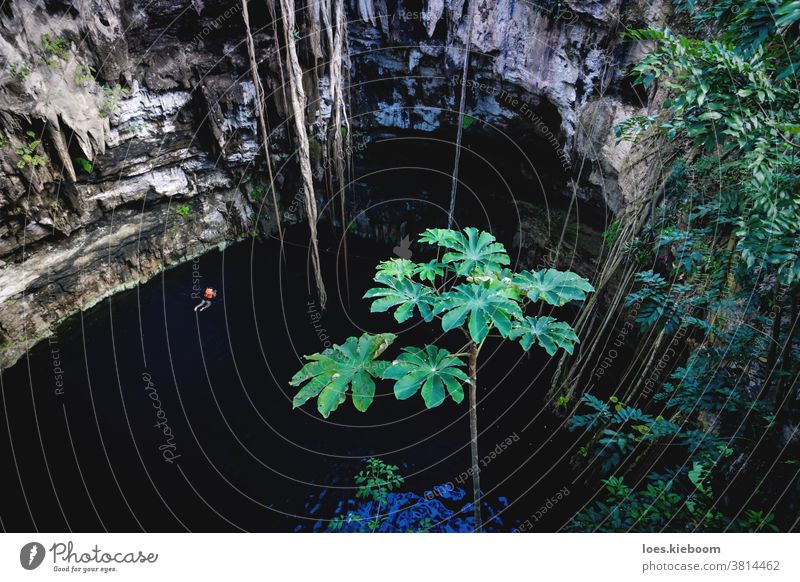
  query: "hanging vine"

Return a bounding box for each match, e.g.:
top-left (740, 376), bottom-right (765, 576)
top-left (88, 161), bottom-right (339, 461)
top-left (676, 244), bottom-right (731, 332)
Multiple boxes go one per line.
top-left (279, 0), bottom-right (327, 307)
top-left (447, 0), bottom-right (477, 228)
top-left (320, 0), bottom-right (351, 279)
top-left (549, 133), bottom-right (678, 402)
top-left (241, 0), bottom-right (283, 247)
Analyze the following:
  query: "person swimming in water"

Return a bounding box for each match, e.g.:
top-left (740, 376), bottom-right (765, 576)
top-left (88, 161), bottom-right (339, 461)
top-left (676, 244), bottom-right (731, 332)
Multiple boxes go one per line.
top-left (194, 288), bottom-right (217, 312)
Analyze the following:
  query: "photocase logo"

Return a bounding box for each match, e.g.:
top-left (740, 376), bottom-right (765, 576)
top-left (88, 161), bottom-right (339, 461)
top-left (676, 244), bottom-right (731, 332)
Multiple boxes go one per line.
top-left (20, 542), bottom-right (46, 570)
top-left (393, 235), bottom-right (413, 259)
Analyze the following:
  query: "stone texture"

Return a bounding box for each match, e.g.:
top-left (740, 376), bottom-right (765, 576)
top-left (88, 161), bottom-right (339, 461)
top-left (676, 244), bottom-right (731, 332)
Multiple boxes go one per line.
top-left (0, 0), bottom-right (670, 369)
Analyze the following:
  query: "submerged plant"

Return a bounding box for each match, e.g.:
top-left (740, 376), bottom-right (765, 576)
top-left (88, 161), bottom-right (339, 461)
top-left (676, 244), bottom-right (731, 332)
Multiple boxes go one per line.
top-left (354, 458), bottom-right (404, 506)
top-left (290, 227), bottom-right (593, 530)
top-left (324, 458), bottom-right (507, 533)
top-left (330, 458), bottom-right (404, 532)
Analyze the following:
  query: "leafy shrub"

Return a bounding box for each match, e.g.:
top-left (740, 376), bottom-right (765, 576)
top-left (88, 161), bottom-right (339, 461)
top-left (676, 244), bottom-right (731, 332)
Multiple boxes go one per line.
top-left (74, 59), bottom-right (96, 87)
top-left (100, 84), bottom-right (129, 117)
top-left (9, 62), bottom-right (31, 81)
top-left (15, 131), bottom-right (46, 170)
top-left (34, 34), bottom-right (69, 66)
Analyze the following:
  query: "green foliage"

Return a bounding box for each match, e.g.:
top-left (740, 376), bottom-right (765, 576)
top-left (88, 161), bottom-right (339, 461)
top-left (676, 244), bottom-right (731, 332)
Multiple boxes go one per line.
top-left (292, 227), bottom-right (593, 417)
top-left (414, 260), bottom-right (444, 283)
top-left (293, 227), bottom-right (594, 530)
top-left (364, 271), bottom-right (436, 323)
top-left (354, 458), bottom-right (404, 505)
top-left (571, 471), bottom-right (780, 532)
top-left (122, 120), bottom-right (145, 134)
top-left (513, 268), bottom-right (595, 306)
top-left (15, 131), bottom-right (45, 170)
top-left (9, 62), bottom-right (31, 81)
top-left (0, 133), bottom-right (8, 148)
top-left (250, 185), bottom-right (265, 204)
top-left (329, 458), bottom-right (404, 532)
top-left (74, 59), bottom-right (96, 87)
top-left (601, 221), bottom-right (621, 245)
top-left (623, 7), bottom-right (800, 285)
top-left (614, 114), bottom-right (657, 143)
top-left (34, 34), bottom-right (69, 65)
top-left (624, 270), bottom-right (709, 333)
top-left (420, 227), bottom-right (510, 276)
top-left (73, 157), bottom-right (93, 174)
top-left (384, 346), bottom-right (469, 407)
top-left (100, 84), bottom-right (129, 118)
top-left (289, 333), bottom-right (396, 417)
top-left (571, 394), bottom-right (684, 472)
top-left (175, 205), bottom-right (191, 217)
top-left (435, 282), bottom-right (522, 343)
top-left (568, 475), bottom-right (725, 532)
top-left (510, 316), bottom-right (579, 355)
top-left (570, 303), bottom-right (779, 529)
top-left (737, 509), bottom-right (780, 533)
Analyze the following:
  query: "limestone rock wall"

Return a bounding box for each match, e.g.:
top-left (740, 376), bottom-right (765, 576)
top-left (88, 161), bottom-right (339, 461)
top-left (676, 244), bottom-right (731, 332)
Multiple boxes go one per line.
top-left (0, 0), bottom-right (669, 369)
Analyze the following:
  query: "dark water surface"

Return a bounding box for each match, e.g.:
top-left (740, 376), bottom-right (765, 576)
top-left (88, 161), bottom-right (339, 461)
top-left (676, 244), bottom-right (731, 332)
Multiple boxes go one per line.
top-left (1, 128), bottom-right (599, 532)
top-left (0, 229), bottom-right (590, 532)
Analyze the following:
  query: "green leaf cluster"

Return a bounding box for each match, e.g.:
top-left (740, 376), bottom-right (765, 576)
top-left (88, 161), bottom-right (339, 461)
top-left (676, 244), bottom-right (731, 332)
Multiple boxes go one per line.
top-left (291, 227), bottom-right (593, 417)
top-left (15, 131), bottom-right (45, 170)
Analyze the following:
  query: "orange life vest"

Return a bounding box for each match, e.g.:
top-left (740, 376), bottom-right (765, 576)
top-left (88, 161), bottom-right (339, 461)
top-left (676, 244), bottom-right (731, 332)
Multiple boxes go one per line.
top-left (203, 288), bottom-right (215, 300)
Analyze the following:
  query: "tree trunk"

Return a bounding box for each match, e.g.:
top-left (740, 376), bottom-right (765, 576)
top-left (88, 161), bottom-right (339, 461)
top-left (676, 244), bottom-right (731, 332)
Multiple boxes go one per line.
top-left (468, 341), bottom-right (483, 531)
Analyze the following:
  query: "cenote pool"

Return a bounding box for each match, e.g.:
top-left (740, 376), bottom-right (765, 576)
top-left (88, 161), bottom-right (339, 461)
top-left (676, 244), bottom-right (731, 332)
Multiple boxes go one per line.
top-left (0, 131), bottom-right (601, 532)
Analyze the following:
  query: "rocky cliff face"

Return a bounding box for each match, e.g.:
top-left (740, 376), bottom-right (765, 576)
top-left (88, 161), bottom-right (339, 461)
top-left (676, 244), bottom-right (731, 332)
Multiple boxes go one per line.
top-left (347, 0), bottom-right (667, 210)
top-left (0, 0), bottom-right (667, 369)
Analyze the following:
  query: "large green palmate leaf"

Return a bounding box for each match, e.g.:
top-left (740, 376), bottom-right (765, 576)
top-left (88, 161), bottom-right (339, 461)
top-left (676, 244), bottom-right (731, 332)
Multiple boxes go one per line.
top-left (419, 227), bottom-right (510, 276)
top-left (376, 258), bottom-right (416, 279)
top-left (467, 267), bottom-right (523, 302)
top-left (290, 333), bottom-right (396, 417)
top-left (509, 316), bottom-right (579, 355)
top-left (417, 228), bottom-right (459, 247)
top-left (364, 273), bottom-right (436, 323)
top-left (383, 345), bottom-right (470, 408)
top-left (414, 260), bottom-right (445, 283)
top-left (513, 268), bottom-right (594, 306)
top-left (435, 282), bottom-right (523, 343)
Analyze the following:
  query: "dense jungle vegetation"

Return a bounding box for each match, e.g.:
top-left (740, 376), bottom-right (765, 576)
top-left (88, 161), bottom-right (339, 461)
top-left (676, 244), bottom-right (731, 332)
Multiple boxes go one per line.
top-left (567, 0), bottom-right (800, 532)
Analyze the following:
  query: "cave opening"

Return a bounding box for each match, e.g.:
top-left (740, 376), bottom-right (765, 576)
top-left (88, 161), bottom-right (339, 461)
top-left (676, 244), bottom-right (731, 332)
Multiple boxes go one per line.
top-left (313, 120), bottom-right (607, 248)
